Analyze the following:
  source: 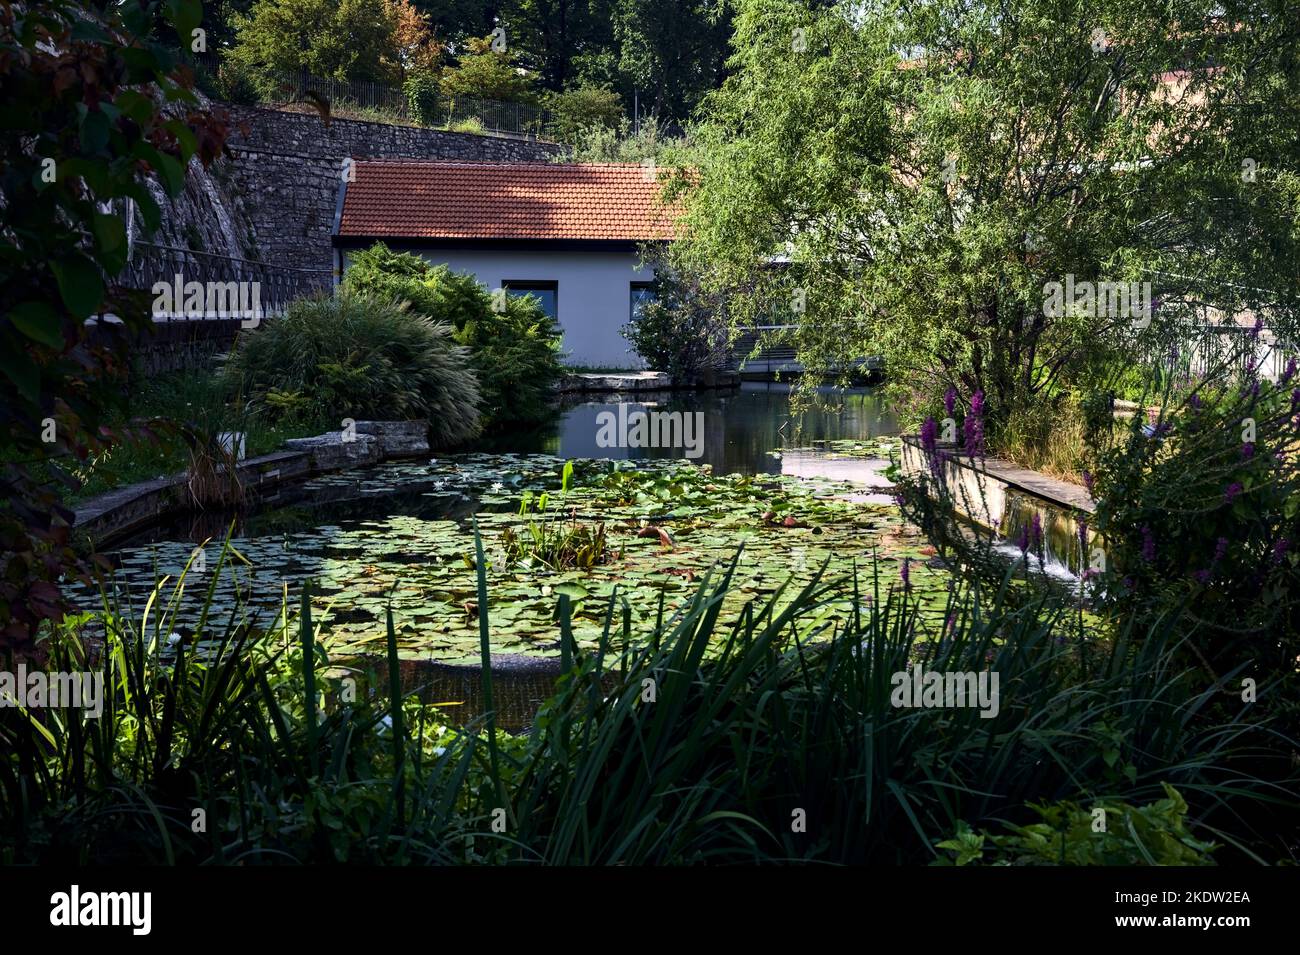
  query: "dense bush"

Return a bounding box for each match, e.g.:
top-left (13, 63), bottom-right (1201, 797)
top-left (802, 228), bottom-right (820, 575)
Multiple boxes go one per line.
top-left (438, 35), bottom-right (540, 103)
top-left (342, 243), bottom-right (563, 429)
top-left (545, 83), bottom-right (624, 143)
top-left (404, 70), bottom-right (440, 125)
top-left (622, 248), bottom-right (728, 382)
top-left (223, 292), bottom-right (481, 447)
top-left (1090, 361), bottom-right (1300, 680)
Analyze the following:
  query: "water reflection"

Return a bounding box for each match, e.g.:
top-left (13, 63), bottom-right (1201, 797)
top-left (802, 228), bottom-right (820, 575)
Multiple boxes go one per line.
top-left (481, 382), bottom-right (899, 478)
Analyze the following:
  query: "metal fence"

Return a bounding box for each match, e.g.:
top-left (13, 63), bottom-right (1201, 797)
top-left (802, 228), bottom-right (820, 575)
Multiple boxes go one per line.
top-left (1135, 320), bottom-right (1297, 381)
top-left (198, 56), bottom-right (552, 139)
top-left (118, 241), bottom-right (333, 318)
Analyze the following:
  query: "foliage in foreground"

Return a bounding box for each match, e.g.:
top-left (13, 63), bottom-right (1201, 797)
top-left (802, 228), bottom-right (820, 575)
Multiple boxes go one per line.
top-left (223, 291), bottom-right (482, 447)
top-left (342, 244), bottom-right (563, 430)
top-left (936, 784), bottom-right (1219, 866)
top-left (2, 538), bottom-right (1295, 865)
top-left (0, 0), bottom-right (228, 653)
top-left (1090, 364), bottom-right (1300, 677)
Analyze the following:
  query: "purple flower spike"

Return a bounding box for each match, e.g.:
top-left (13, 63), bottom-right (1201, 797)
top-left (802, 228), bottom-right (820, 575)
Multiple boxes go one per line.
top-left (1225, 482), bottom-right (1243, 503)
top-left (1213, 536), bottom-right (1229, 563)
top-left (1241, 442), bottom-right (1255, 459)
top-left (944, 387), bottom-right (956, 417)
top-left (900, 557), bottom-right (912, 592)
top-left (921, 416), bottom-right (938, 453)
top-left (1031, 512), bottom-right (1043, 550)
top-left (970, 390), bottom-right (985, 417)
top-left (1016, 523), bottom-right (1030, 554)
top-left (1273, 538), bottom-right (1290, 565)
top-left (1282, 358), bottom-right (1297, 384)
top-left (1140, 525), bottom-right (1156, 563)
top-left (1082, 470), bottom-right (1094, 494)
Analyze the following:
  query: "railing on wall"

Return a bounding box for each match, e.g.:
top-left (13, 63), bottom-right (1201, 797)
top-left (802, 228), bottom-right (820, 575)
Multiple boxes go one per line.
top-left (92, 241), bottom-right (334, 373)
top-left (118, 241), bottom-right (333, 318)
top-left (196, 55), bottom-right (553, 140)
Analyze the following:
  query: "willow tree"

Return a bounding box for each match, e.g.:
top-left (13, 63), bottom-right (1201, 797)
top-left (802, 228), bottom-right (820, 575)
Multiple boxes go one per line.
top-left (671, 0), bottom-right (1300, 425)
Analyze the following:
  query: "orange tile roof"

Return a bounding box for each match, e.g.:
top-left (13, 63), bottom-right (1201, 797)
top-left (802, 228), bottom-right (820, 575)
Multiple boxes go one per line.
top-left (337, 161), bottom-right (681, 242)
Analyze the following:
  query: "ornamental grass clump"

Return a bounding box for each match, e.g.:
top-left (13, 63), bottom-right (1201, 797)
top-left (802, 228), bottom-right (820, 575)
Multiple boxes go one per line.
top-left (223, 291), bottom-right (482, 448)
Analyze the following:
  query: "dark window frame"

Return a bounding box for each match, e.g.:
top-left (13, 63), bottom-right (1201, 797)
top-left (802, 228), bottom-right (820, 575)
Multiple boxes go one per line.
top-left (503, 280), bottom-right (559, 319)
top-left (630, 281), bottom-right (656, 324)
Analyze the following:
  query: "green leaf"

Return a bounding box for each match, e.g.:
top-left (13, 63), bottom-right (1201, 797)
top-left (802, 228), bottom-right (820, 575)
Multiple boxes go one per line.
top-left (165, 0), bottom-right (204, 43)
top-left (92, 213), bottom-right (129, 273)
top-left (115, 90), bottom-right (156, 126)
top-left (0, 340), bottom-right (42, 403)
top-left (79, 109), bottom-right (110, 155)
top-left (51, 255), bottom-right (106, 319)
top-left (9, 301), bottom-right (64, 348)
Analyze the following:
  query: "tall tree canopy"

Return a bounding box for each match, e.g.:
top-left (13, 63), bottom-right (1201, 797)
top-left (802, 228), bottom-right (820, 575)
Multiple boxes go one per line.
top-left (671, 0), bottom-right (1300, 422)
top-left (228, 0), bottom-right (406, 85)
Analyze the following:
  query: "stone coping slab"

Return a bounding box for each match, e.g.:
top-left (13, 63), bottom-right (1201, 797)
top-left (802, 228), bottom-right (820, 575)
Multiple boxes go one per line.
top-left (73, 421), bottom-right (429, 548)
top-left (901, 436), bottom-right (1096, 515)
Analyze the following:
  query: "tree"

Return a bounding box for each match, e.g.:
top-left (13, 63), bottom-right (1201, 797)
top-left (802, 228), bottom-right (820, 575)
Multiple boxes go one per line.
top-left (671, 0), bottom-right (1300, 429)
top-left (439, 34), bottom-right (541, 103)
top-left (227, 0), bottom-right (402, 88)
top-left (385, 0), bottom-right (442, 77)
top-left (611, 0), bottom-right (732, 125)
top-left (623, 246), bottom-right (729, 382)
top-left (546, 83), bottom-right (625, 142)
top-left (0, 0), bottom-right (229, 651)
top-left (500, 0), bottom-right (615, 92)
top-left (414, 0), bottom-right (497, 46)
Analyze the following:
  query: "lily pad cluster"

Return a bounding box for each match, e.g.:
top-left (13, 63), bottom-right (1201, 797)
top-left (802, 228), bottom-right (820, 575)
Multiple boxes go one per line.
top-left (81, 454), bottom-right (954, 664)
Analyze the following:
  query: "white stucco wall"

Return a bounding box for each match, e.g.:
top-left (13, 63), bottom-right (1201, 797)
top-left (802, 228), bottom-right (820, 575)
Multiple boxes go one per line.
top-left (342, 248), bottom-right (651, 368)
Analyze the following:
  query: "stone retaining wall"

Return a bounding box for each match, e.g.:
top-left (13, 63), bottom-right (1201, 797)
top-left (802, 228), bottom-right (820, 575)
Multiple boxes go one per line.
top-left (225, 107), bottom-right (563, 273)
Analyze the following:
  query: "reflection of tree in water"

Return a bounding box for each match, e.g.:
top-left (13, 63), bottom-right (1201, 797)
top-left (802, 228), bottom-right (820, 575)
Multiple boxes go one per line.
top-left (546, 384), bottom-right (898, 476)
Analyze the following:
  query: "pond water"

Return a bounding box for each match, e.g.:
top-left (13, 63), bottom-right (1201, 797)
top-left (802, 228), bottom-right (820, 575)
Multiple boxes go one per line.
top-left (481, 382), bottom-right (899, 479)
top-left (75, 381), bottom-right (1089, 725)
top-left (124, 383), bottom-right (901, 547)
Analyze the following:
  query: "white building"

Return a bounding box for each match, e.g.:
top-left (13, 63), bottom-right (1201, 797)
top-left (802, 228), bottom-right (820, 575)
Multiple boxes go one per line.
top-left (332, 161), bottom-right (678, 367)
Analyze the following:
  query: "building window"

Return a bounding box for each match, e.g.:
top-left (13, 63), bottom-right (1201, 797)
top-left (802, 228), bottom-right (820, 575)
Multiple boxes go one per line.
top-left (630, 282), bottom-right (656, 323)
top-left (503, 280), bottom-right (558, 320)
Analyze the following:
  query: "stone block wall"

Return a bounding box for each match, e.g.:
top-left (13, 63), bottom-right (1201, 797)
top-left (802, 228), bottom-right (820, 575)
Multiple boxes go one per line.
top-left (225, 107), bottom-right (564, 272)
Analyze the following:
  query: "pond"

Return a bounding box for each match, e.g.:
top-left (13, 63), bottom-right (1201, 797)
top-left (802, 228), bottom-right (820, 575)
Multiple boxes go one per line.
top-left (72, 383), bottom-right (1105, 727)
top-left (79, 385), bottom-right (965, 669)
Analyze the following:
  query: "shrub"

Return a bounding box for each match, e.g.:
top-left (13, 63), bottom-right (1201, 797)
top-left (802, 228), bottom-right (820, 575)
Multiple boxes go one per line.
top-left (546, 84), bottom-right (624, 143)
top-left (212, 61), bottom-right (261, 106)
top-left (342, 243), bottom-right (563, 429)
top-left (1090, 361), bottom-right (1300, 679)
top-left (404, 70), bottom-right (440, 125)
top-left (622, 248), bottom-right (728, 382)
top-left (936, 785), bottom-right (1219, 866)
top-left (438, 35), bottom-right (539, 103)
top-left (223, 292), bottom-right (481, 447)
